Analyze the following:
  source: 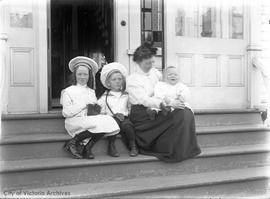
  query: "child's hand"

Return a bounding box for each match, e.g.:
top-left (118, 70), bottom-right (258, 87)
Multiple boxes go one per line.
top-left (146, 108), bottom-right (157, 120)
top-left (87, 104), bottom-right (101, 116)
top-left (94, 104), bottom-right (101, 114)
top-left (171, 99), bottom-right (185, 109)
top-left (177, 95), bottom-right (185, 103)
top-left (114, 113), bottom-right (125, 122)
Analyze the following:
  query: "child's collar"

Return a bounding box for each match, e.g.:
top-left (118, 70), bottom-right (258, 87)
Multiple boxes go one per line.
top-left (106, 90), bottom-right (128, 96)
top-left (76, 83), bottom-right (87, 88)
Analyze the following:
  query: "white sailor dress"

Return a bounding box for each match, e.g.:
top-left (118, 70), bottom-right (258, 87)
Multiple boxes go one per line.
top-left (60, 85), bottom-right (120, 137)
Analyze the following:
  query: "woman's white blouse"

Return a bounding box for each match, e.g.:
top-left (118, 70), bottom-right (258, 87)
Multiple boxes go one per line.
top-left (98, 91), bottom-right (129, 116)
top-left (154, 81), bottom-right (192, 109)
top-left (126, 66), bottom-right (162, 109)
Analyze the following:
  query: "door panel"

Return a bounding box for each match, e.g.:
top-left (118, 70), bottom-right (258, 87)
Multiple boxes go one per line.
top-left (1, 0), bottom-right (38, 113)
top-left (166, 1), bottom-right (249, 109)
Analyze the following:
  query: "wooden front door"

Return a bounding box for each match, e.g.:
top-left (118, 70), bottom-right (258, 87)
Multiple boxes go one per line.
top-left (166, 1), bottom-right (249, 109)
top-left (1, 0), bottom-right (38, 113)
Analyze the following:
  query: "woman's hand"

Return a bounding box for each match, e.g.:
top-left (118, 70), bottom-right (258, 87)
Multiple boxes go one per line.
top-left (160, 102), bottom-right (171, 116)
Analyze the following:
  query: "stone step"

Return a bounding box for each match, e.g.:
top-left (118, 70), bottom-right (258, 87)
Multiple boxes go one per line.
top-left (195, 110), bottom-right (264, 127)
top-left (1, 124), bottom-right (268, 145)
top-left (1, 130), bottom-right (269, 161)
top-left (1, 110), bottom-right (264, 135)
top-left (1, 144), bottom-right (270, 173)
top-left (125, 179), bottom-right (269, 198)
top-left (3, 163), bottom-right (269, 198)
top-left (1, 109), bottom-right (262, 121)
top-left (1, 110), bottom-right (267, 198)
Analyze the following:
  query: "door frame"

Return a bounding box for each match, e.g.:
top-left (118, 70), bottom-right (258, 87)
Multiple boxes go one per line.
top-left (47, 0), bottom-right (52, 111)
top-left (47, 0), bottom-right (116, 110)
top-left (37, 0), bottom-right (49, 113)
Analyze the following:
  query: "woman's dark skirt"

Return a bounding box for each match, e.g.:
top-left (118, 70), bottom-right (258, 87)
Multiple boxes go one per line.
top-left (129, 105), bottom-right (201, 162)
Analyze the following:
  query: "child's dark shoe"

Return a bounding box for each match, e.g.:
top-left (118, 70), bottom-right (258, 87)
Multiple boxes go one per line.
top-left (63, 136), bottom-right (83, 159)
top-left (108, 144), bottom-right (120, 157)
top-left (129, 140), bottom-right (138, 157)
top-left (129, 145), bottom-right (139, 157)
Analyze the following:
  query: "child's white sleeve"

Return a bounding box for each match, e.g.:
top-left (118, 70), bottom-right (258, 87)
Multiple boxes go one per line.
top-left (60, 90), bottom-right (87, 118)
top-left (97, 95), bottom-right (107, 115)
top-left (178, 84), bottom-right (191, 102)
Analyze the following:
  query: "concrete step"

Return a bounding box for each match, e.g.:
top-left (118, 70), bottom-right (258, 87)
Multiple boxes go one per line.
top-left (4, 164), bottom-right (269, 198)
top-left (124, 179), bottom-right (269, 198)
top-left (1, 110), bottom-right (267, 198)
top-left (1, 110), bottom-right (264, 135)
top-left (195, 110), bottom-right (264, 127)
top-left (1, 124), bottom-right (269, 145)
top-left (1, 130), bottom-right (269, 161)
top-left (1, 144), bottom-right (270, 173)
top-left (1, 146), bottom-right (270, 191)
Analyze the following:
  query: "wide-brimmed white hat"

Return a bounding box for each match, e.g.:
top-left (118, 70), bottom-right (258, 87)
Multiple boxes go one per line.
top-left (100, 62), bottom-right (128, 89)
top-left (68, 56), bottom-right (98, 75)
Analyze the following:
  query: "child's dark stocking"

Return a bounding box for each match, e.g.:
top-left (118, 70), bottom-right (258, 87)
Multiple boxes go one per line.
top-left (122, 122), bottom-right (138, 157)
top-left (85, 133), bottom-right (105, 159)
top-left (108, 135), bottom-right (120, 157)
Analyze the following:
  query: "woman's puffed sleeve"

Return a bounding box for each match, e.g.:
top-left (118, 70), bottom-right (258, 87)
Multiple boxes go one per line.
top-left (60, 90), bottom-right (87, 118)
top-left (153, 68), bottom-right (162, 81)
top-left (154, 82), bottom-right (167, 100)
top-left (127, 78), bottom-right (162, 109)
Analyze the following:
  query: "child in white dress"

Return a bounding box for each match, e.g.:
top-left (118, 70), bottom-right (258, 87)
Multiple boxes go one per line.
top-left (60, 56), bottom-right (120, 159)
top-left (146, 66), bottom-right (191, 118)
top-left (98, 62), bottom-right (139, 157)
top-left (156, 66), bottom-right (191, 110)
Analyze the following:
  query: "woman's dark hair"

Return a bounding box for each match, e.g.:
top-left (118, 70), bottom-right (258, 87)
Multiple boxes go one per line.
top-left (133, 42), bottom-right (157, 63)
top-left (68, 67), bottom-right (94, 89)
top-left (95, 68), bottom-right (107, 99)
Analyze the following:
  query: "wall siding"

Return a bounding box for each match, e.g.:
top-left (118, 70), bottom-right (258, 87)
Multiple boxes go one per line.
top-left (259, 3), bottom-right (270, 107)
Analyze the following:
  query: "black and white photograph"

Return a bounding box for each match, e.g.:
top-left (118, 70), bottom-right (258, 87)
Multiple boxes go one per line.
top-left (0, 0), bottom-right (270, 198)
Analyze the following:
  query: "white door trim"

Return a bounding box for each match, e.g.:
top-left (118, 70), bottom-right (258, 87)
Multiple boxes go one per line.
top-left (37, 0), bottom-right (48, 113)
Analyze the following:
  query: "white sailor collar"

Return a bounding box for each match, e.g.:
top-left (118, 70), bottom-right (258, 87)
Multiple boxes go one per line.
top-left (105, 90), bottom-right (128, 97)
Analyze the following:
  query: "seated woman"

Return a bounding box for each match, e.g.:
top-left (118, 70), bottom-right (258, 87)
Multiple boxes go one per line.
top-left (126, 43), bottom-right (201, 162)
top-left (60, 56), bottom-right (120, 159)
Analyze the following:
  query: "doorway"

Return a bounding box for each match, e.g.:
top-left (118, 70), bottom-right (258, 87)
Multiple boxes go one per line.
top-left (49, 0), bottom-right (114, 108)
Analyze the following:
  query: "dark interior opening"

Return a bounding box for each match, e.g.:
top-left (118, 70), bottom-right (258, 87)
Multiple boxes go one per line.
top-left (50, 0), bottom-right (114, 108)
